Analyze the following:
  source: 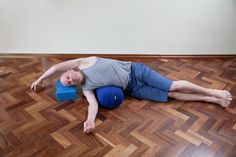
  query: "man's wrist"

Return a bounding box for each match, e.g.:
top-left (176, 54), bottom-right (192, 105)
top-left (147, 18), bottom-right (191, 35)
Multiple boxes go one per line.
top-left (87, 118), bottom-right (95, 122)
top-left (38, 77), bottom-right (43, 82)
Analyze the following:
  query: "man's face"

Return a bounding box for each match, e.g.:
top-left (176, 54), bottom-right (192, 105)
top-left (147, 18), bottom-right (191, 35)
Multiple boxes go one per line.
top-left (60, 70), bottom-right (81, 86)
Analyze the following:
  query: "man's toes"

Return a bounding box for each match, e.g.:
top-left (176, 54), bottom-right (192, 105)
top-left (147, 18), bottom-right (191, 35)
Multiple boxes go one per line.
top-left (225, 91), bottom-right (232, 96)
top-left (220, 100), bottom-right (230, 108)
top-left (225, 101), bottom-right (230, 107)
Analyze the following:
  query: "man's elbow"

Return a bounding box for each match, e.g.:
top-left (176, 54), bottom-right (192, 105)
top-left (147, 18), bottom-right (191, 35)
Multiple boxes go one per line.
top-left (51, 64), bottom-right (61, 72)
top-left (88, 101), bottom-right (98, 107)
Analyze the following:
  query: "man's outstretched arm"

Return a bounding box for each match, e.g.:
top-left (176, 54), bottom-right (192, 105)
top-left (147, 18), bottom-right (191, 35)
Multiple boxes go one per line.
top-left (83, 90), bottom-right (99, 134)
top-left (31, 65), bottom-right (57, 91)
top-left (31, 58), bottom-right (83, 91)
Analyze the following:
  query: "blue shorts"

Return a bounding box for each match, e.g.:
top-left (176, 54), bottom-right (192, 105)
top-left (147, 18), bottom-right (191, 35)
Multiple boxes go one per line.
top-left (125, 62), bottom-right (173, 102)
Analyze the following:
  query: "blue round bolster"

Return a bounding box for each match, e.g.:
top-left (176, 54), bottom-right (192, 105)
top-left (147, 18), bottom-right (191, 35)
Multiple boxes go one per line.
top-left (95, 86), bottom-right (124, 109)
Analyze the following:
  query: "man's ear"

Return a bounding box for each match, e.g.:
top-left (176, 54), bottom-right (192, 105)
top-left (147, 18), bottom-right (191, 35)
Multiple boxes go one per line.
top-left (67, 69), bottom-right (74, 72)
top-left (72, 67), bottom-right (80, 71)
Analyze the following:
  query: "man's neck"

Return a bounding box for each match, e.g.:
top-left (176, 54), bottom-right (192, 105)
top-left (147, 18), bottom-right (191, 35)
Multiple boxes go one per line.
top-left (79, 71), bottom-right (86, 84)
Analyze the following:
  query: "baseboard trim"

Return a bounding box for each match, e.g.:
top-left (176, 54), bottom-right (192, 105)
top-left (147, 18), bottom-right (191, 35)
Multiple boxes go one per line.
top-left (0, 53), bottom-right (236, 59)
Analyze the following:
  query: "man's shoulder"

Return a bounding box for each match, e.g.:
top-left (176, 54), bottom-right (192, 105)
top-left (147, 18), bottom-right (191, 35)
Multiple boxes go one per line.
top-left (79, 56), bottom-right (98, 70)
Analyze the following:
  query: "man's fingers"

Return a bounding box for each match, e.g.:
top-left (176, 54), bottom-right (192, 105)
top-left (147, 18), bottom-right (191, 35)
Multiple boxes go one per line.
top-left (30, 82), bottom-right (37, 91)
top-left (90, 129), bottom-right (94, 133)
top-left (33, 84), bottom-right (36, 91)
top-left (85, 127), bottom-right (90, 133)
top-left (87, 128), bottom-right (93, 134)
top-left (84, 122), bottom-right (88, 132)
top-left (31, 84), bottom-right (35, 91)
top-left (88, 127), bottom-right (95, 133)
top-left (83, 121), bottom-right (95, 134)
top-left (84, 126), bottom-right (87, 132)
top-left (84, 122), bottom-right (87, 128)
top-left (31, 82), bottom-right (35, 89)
top-left (84, 127), bottom-right (95, 134)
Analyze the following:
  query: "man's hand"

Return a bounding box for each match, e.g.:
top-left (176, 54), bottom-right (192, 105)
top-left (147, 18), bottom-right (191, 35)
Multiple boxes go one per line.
top-left (31, 79), bottom-right (43, 91)
top-left (84, 120), bottom-right (95, 134)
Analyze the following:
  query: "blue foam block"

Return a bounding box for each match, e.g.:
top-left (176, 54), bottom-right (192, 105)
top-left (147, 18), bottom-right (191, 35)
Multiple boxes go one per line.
top-left (56, 80), bottom-right (78, 101)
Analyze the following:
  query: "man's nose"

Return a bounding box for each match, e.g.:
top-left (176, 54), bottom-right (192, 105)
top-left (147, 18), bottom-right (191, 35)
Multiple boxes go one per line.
top-left (67, 78), bottom-right (73, 81)
top-left (71, 78), bottom-right (76, 82)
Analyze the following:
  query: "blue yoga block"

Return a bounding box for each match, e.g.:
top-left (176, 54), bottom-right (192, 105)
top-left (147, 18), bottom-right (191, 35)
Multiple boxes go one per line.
top-left (56, 80), bottom-right (78, 101)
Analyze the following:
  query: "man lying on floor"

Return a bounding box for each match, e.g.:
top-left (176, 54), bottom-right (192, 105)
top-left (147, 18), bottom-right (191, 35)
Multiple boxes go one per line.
top-left (31, 56), bottom-right (232, 134)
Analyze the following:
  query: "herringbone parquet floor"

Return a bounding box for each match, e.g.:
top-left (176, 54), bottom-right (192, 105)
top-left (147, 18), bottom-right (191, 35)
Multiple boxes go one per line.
top-left (0, 56), bottom-right (236, 157)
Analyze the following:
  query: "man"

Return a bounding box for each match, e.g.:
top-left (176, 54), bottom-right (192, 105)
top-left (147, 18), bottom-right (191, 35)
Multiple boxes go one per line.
top-left (31, 56), bottom-right (232, 133)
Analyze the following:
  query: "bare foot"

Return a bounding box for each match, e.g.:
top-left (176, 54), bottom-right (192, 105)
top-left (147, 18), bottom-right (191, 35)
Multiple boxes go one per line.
top-left (208, 89), bottom-right (232, 100)
top-left (216, 99), bottom-right (231, 108)
top-left (206, 96), bottom-right (231, 108)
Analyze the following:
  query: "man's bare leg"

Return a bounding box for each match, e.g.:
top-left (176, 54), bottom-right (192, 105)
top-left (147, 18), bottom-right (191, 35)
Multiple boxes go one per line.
top-left (168, 92), bottom-right (231, 107)
top-left (170, 80), bottom-right (232, 100)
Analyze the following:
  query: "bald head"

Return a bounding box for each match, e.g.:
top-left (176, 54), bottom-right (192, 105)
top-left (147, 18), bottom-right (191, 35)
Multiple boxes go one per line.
top-left (60, 70), bottom-right (84, 86)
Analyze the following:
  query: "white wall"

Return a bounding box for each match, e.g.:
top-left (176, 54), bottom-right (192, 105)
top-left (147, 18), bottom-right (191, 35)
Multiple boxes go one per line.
top-left (0, 0), bottom-right (236, 55)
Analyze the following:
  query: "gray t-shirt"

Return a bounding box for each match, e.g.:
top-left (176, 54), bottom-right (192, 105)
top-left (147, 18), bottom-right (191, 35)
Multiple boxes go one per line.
top-left (81, 57), bottom-right (131, 91)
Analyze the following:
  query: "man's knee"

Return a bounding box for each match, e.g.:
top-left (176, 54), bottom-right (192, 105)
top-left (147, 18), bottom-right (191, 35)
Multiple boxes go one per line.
top-left (168, 92), bottom-right (177, 98)
top-left (170, 80), bottom-right (189, 91)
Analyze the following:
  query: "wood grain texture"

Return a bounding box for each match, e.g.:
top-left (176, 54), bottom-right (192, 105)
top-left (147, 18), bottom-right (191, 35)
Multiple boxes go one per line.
top-left (0, 56), bottom-right (235, 157)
